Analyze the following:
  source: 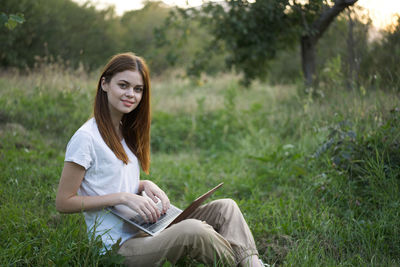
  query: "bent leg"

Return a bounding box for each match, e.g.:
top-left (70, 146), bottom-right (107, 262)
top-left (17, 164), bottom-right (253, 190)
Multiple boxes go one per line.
top-left (118, 219), bottom-right (235, 267)
top-left (189, 199), bottom-right (259, 264)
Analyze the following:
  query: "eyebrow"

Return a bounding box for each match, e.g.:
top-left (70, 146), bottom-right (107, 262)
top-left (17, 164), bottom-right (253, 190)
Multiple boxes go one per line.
top-left (118, 79), bottom-right (144, 86)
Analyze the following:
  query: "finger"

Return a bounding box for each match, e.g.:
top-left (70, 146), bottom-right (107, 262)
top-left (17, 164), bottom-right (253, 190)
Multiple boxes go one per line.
top-left (136, 199), bottom-right (157, 223)
top-left (145, 188), bottom-right (159, 203)
top-left (136, 209), bottom-right (149, 223)
top-left (135, 204), bottom-right (150, 223)
top-left (140, 206), bottom-right (153, 223)
top-left (158, 192), bottom-right (170, 213)
top-left (126, 199), bottom-right (150, 223)
top-left (142, 201), bottom-right (160, 223)
top-left (145, 200), bottom-right (160, 221)
top-left (161, 197), bottom-right (170, 213)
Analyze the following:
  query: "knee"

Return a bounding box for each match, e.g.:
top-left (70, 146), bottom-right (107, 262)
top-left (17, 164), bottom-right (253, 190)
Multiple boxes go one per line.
top-left (173, 219), bottom-right (234, 265)
top-left (212, 198), bottom-right (239, 211)
top-left (175, 219), bottom-right (222, 249)
top-left (178, 219), bottom-right (214, 238)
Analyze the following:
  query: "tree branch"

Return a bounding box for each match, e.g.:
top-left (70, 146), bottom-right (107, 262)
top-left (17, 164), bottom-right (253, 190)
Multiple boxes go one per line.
top-left (311, 0), bottom-right (358, 40)
top-left (292, 0), bottom-right (309, 32)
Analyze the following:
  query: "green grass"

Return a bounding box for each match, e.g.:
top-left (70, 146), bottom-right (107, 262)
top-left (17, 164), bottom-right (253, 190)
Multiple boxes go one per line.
top-left (0, 68), bottom-right (399, 266)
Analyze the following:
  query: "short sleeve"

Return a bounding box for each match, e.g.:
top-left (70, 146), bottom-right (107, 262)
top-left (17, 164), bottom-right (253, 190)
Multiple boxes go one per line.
top-left (65, 130), bottom-right (94, 170)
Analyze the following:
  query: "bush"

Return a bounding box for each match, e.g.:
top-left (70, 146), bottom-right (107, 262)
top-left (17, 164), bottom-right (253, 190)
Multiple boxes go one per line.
top-left (315, 108), bottom-right (400, 179)
top-left (313, 107), bottom-right (400, 218)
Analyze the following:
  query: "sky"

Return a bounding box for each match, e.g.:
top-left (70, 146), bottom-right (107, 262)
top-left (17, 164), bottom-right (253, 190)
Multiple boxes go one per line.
top-left (73, 0), bottom-right (400, 29)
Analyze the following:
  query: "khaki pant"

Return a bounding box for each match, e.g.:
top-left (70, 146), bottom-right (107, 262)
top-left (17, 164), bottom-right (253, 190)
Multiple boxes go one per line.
top-left (118, 199), bottom-right (259, 266)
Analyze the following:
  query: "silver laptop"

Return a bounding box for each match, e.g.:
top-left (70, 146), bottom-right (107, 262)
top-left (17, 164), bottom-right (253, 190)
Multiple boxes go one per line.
top-left (108, 183), bottom-right (223, 236)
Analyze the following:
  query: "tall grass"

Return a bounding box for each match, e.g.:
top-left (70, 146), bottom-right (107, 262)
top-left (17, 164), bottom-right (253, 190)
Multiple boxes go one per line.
top-left (0, 67), bottom-right (399, 266)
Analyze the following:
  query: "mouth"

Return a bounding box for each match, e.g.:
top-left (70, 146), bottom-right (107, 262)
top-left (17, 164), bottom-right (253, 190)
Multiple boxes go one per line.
top-left (122, 100), bottom-right (135, 107)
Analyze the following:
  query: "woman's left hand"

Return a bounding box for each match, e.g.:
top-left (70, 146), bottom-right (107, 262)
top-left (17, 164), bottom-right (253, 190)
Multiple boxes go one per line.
top-left (140, 180), bottom-right (170, 214)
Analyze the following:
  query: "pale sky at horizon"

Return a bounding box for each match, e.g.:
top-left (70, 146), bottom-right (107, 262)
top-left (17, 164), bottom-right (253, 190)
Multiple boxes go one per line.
top-left (73, 0), bottom-right (400, 29)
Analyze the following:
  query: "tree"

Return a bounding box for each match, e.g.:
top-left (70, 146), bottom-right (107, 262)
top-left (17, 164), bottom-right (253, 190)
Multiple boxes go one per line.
top-left (266, 6), bottom-right (371, 87)
top-left (120, 1), bottom-right (184, 75)
top-left (153, 3), bottom-right (228, 77)
top-left (164, 0), bottom-right (359, 87)
top-left (298, 0), bottom-right (358, 87)
top-left (0, 0), bottom-right (120, 69)
top-left (360, 16), bottom-right (400, 90)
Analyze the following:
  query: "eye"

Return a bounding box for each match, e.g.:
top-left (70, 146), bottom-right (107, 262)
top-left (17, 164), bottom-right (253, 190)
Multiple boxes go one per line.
top-left (134, 87), bottom-right (144, 93)
top-left (119, 83), bottom-right (128, 89)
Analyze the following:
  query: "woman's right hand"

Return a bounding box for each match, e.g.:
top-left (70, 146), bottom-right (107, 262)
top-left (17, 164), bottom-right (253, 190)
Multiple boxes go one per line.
top-left (56, 161), bottom-right (160, 223)
top-left (121, 193), bottom-right (161, 223)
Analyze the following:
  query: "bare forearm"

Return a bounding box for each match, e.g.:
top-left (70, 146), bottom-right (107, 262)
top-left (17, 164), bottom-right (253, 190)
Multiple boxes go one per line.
top-left (56, 192), bottom-right (124, 213)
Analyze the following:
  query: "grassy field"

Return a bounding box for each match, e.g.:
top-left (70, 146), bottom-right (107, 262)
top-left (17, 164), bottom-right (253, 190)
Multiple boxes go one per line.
top-left (0, 66), bottom-right (399, 266)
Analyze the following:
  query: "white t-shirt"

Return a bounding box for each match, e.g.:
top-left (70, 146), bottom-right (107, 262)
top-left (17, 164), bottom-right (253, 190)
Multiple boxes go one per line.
top-left (65, 118), bottom-right (140, 251)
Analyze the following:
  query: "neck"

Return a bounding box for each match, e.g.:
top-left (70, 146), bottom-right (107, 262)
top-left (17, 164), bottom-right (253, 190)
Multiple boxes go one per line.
top-left (109, 112), bottom-right (123, 139)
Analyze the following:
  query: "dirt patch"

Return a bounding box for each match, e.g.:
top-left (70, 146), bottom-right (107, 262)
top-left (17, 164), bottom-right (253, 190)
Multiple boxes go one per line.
top-left (0, 122), bottom-right (32, 149)
top-left (0, 122), bottom-right (28, 136)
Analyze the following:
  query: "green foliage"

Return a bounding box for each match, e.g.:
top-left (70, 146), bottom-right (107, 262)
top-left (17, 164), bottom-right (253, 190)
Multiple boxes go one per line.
top-left (267, 47), bottom-right (302, 85)
top-left (0, 127), bottom-right (124, 266)
top-left (0, 81), bottom-right (92, 144)
top-left (120, 2), bottom-right (171, 75)
top-left (309, 108), bottom-right (400, 261)
top-left (161, 0), bottom-right (361, 86)
top-left (151, 83), bottom-right (243, 153)
top-left (319, 55), bottom-right (345, 90)
top-left (360, 16), bottom-right (400, 90)
top-left (2, 0), bottom-right (398, 93)
top-left (0, 0), bottom-right (120, 69)
top-left (260, 5), bottom-right (392, 92)
top-left (167, 0), bottom-right (300, 86)
top-left (0, 1), bottom-right (225, 76)
top-left (316, 7), bottom-right (371, 90)
top-left (0, 12), bottom-right (25, 30)
top-left (1, 64), bottom-right (400, 265)
top-left (315, 108), bottom-right (400, 184)
top-left (154, 6), bottom-right (227, 77)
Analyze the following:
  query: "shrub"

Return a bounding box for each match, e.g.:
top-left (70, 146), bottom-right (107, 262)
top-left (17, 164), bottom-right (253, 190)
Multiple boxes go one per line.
top-left (313, 107), bottom-right (400, 210)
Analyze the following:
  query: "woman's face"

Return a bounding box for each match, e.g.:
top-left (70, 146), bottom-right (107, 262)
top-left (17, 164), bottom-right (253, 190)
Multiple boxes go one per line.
top-left (101, 70), bottom-right (144, 119)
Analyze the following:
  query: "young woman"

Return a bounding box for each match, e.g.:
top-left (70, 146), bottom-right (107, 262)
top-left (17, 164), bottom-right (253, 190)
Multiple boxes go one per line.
top-left (56, 52), bottom-right (264, 267)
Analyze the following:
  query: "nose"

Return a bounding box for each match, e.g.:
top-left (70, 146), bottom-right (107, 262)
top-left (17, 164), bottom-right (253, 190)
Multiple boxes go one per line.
top-left (125, 87), bottom-right (134, 98)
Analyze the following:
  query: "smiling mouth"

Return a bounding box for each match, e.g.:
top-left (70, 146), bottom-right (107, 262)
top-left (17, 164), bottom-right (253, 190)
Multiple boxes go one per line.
top-left (122, 100), bottom-right (135, 107)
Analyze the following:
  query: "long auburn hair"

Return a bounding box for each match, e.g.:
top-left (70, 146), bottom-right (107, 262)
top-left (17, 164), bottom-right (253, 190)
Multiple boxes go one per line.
top-left (94, 52), bottom-right (151, 173)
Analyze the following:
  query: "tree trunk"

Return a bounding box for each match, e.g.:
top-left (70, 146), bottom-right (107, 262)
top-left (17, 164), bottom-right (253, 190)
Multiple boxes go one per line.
top-left (300, 0), bottom-right (358, 87)
top-left (346, 8), bottom-right (356, 90)
top-left (301, 35), bottom-right (317, 88)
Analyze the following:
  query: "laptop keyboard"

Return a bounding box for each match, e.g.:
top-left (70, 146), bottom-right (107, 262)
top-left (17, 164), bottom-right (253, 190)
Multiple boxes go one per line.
top-left (129, 202), bottom-right (182, 234)
top-left (142, 209), bottom-right (179, 231)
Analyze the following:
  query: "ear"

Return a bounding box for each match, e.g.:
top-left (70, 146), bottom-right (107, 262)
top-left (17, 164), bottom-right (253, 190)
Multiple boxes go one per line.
top-left (101, 77), bottom-right (108, 92)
